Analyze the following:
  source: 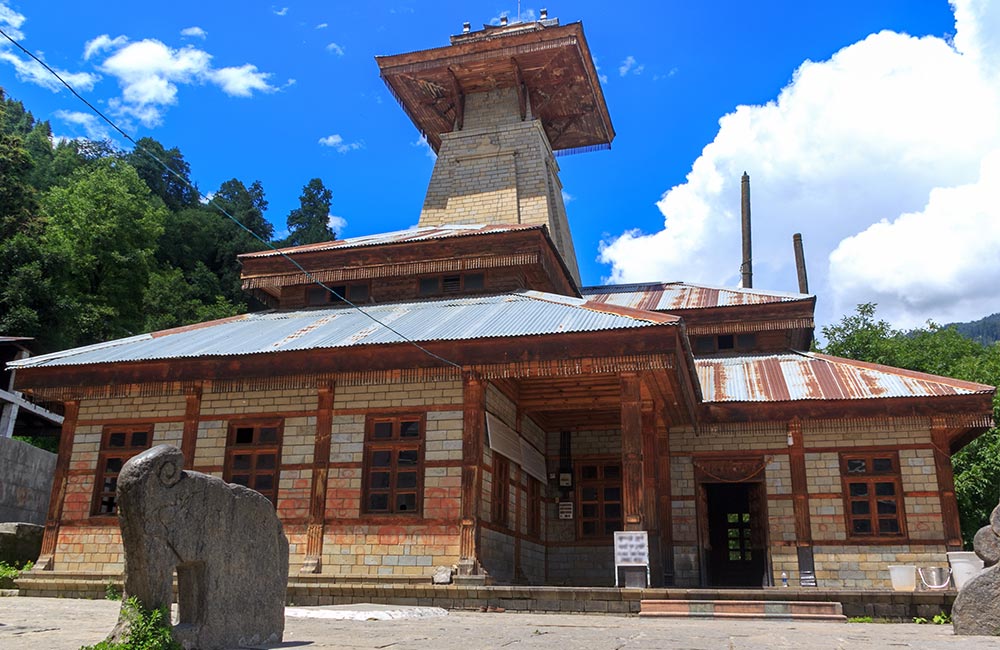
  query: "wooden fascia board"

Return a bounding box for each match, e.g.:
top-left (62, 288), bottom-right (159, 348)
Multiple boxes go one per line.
top-left (672, 297), bottom-right (816, 328)
top-left (14, 326), bottom-right (679, 391)
top-left (701, 392), bottom-right (995, 423)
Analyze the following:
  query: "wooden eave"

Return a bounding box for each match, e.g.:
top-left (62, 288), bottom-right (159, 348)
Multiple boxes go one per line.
top-left (376, 22), bottom-right (614, 153)
top-left (239, 227), bottom-right (579, 298)
top-left (662, 297), bottom-right (816, 334)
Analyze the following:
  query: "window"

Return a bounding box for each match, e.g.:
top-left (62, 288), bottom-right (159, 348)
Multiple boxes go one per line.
top-left (417, 273), bottom-right (486, 296)
top-left (527, 477), bottom-right (542, 538)
top-left (492, 454), bottom-right (510, 528)
top-left (693, 333), bottom-right (758, 355)
top-left (841, 452), bottom-right (905, 538)
top-left (726, 512), bottom-right (753, 561)
top-left (577, 461), bottom-right (622, 538)
top-left (93, 426), bottom-right (152, 515)
top-left (363, 415), bottom-right (424, 515)
top-left (306, 283), bottom-right (369, 306)
top-left (224, 420), bottom-right (282, 506)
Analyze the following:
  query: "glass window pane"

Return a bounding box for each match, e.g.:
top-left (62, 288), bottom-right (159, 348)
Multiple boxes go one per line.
top-left (105, 457), bottom-right (123, 473)
top-left (368, 493), bottom-right (388, 511)
top-left (727, 513), bottom-right (739, 524)
top-left (879, 518), bottom-right (900, 534)
top-left (875, 482), bottom-right (895, 496)
top-left (582, 521), bottom-right (597, 536)
top-left (398, 449), bottom-right (419, 466)
top-left (130, 431), bottom-right (148, 448)
top-left (729, 551), bottom-right (741, 561)
top-left (581, 487), bottom-right (598, 501)
top-left (254, 475), bottom-right (274, 492)
top-left (463, 273), bottom-right (484, 290)
top-left (728, 539), bottom-right (740, 550)
top-left (256, 454), bottom-right (276, 470)
top-left (847, 459), bottom-right (867, 474)
top-left (419, 277), bottom-right (439, 295)
top-left (873, 458), bottom-right (893, 473)
top-left (603, 521), bottom-right (618, 536)
top-left (231, 474), bottom-right (250, 487)
top-left (349, 284), bottom-right (369, 301)
top-left (373, 422), bottom-right (393, 439)
top-left (396, 471), bottom-right (417, 489)
top-left (877, 499), bottom-right (897, 515)
top-left (103, 477), bottom-right (117, 492)
top-left (108, 433), bottom-right (126, 448)
top-left (396, 493), bottom-right (417, 512)
top-left (604, 503), bottom-right (621, 519)
top-left (235, 428), bottom-right (254, 444)
top-left (581, 466), bottom-right (598, 480)
top-left (581, 504), bottom-right (597, 518)
top-left (849, 483), bottom-right (868, 497)
top-left (745, 551), bottom-right (752, 560)
top-left (370, 471), bottom-right (390, 489)
top-left (851, 501), bottom-right (870, 515)
top-left (604, 487), bottom-right (621, 501)
top-left (259, 427), bottom-right (278, 444)
top-left (604, 465), bottom-right (621, 480)
top-left (852, 519), bottom-right (872, 534)
top-left (400, 421), bottom-right (420, 438)
top-left (371, 451), bottom-right (391, 467)
top-left (233, 454), bottom-right (252, 470)
top-left (728, 528), bottom-right (739, 538)
top-left (100, 497), bottom-right (116, 513)
top-left (742, 513), bottom-right (751, 523)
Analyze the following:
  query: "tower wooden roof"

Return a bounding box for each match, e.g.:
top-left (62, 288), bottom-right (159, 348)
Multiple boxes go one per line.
top-left (376, 21), bottom-right (614, 154)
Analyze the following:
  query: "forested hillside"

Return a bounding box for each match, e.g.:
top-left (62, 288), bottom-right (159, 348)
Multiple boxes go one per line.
top-left (0, 88), bottom-right (336, 354)
top-left (950, 313), bottom-right (1000, 346)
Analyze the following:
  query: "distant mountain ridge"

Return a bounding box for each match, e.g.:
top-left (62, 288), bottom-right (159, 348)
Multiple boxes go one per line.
top-left (948, 312), bottom-right (1000, 346)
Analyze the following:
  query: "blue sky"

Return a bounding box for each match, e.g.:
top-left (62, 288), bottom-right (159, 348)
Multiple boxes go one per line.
top-left (2, 1), bottom-right (998, 329)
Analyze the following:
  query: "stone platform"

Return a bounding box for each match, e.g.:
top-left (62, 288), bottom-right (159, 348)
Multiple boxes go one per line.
top-left (639, 599), bottom-right (845, 621)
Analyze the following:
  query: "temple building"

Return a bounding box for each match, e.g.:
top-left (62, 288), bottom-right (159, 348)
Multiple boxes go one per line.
top-left (11, 15), bottom-right (995, 592)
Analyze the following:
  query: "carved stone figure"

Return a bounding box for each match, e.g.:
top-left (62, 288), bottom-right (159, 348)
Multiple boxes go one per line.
top-left (953, 501), bottom-right (1000, 635)
top-left (105, 444), bottom-right (288, 649)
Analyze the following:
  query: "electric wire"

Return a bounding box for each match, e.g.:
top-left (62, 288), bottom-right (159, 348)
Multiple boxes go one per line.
top-left (0, 26), bottom-right (462, 370)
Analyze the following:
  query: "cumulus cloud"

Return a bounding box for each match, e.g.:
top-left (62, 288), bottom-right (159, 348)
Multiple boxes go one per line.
top-left (591, 55), bottom-right (609, 84)
top-left (327, 215), bottom-right (347, 236)
top-left (92, 37), bottom-right (277, 126)
top-left (600, 1), bottom-right (1000, 329)
top-left (318, 133), bottom-right (363, 153)
top-left (411, 134), bottom-right (436, 159)
top-left (326, 42), bottom-right (344, 56)
top-left (83, 34), bottom-right (128, 60)
top-left (316, 23), bottom-right (328, 29)
top-left (53, 110), bottom-right (109, 140)
top-left (0, 4), bottom-right (99, 91)
top-left (180, 26), bottom-right (207, 39)
top-left (618, 55), bottom-right (644, 76)
top-left (0, 2), bottom-right (25, 41)
top-left (490, 8), bottom-right (537, 25)
top-left (273, 7), bottom-right (288, 16)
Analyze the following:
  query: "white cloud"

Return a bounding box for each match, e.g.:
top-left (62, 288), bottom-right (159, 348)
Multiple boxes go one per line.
top-left (411, 134), bottom-right (436, 159)
top-left (83, 34), bottom-right (128, 60)
top-left (0, 2), bottom-right (25, 41)
top-left (326, 42), bottom-right (344, 56)
top-left (600, 1), bottom-right (1000, 329)
top-left (316, 23), bottom-right (328, 29)
top-left (591, 55), bottom-right (609, 84)
top-left (561, 190), bottom-right (573, 204)
top-left (327, 215), bottom-right (347, 236)
top-left (318, 133), bottom-right (363, 153)
top-left (0, 50), bottom-right (100, 92)
top-left (53, 110), bottom-right (109, 140)
top-left (94, 38), bottom-right (277, 126)
top-left (273, 7), bottom-right (288, 16)
top-left (489, 8), bottom-right (537, 25)
top-left (180, 26), bottom-right (207, 39)
top-left (618, 55), bottom-right (644, 76)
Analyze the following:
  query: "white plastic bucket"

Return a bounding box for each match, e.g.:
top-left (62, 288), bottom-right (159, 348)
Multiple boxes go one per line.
top-left (888, 565), bottom-right (916, 591)
top-left (948, 551), bottom-right (985, 590)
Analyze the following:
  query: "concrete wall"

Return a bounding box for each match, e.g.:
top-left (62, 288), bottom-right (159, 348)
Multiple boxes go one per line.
top-left (0, 436), bottom-right (56, 525)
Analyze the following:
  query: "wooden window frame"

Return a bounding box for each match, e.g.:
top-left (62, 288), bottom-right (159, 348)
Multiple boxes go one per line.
top-left (92, 425), bottom-right (153, 516)
top-left (527, 476), bottom-right (542, 539)
top-left (576, 459), bottom-right (623, 540)
top-left (417, 272), bottom-right (486, 297)
top-left (306, 282), bottom-right (370, 306)
top-left (223, 419), bottom-right (283, 507)
top-left (840, 451), bottom-right (906, 540)
top-left (492, 454), bottom-right (510, 529)
top-left (361, 414), bottom-right (425, 516)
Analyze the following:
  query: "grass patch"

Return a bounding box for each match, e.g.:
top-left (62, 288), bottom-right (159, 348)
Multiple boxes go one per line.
top-left (0, 560), bottom-right (33, 589)
top-left (80, 597), bottom-right (180, 650)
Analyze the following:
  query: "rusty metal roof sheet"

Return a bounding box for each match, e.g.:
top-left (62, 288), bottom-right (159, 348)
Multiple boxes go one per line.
top-left (581, 282), bottom-right (812, 311)
top-left (239, 224), bottom-right (542, 259)
top-left (10, 291), bottom-right (676, 369)
top-left (696, 351), bottom-right (994, 403)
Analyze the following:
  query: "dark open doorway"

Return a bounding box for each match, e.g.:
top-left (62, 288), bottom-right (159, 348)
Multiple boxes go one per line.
top-left (704, 482), bottom-right (767, 587)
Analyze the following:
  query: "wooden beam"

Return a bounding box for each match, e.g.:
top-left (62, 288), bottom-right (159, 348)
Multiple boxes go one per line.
top-left (931, 421), bottom-right (964, 550)
top-left (787, 418), bottom-right (812, 545)
top-left (303, 382), bottom-right (335, 573)
top-left (0, 387), bottom-right (63, 425)
top-left (459, 372), bottom-right (485, 574)
top-left (448, 67), bottom-right (465, 131)
top-left (35, 400), bottom-right (78, 571)
top-left (620, 373), bottom-right (644, 531)
top-left (180, 383), bottom-right (202, 468)
top-left (511, 57), bottom-right (527, 120)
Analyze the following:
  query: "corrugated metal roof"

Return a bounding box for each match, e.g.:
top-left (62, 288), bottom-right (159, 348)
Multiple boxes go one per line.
top-left (11, 291), bottom-right (675, 369)
top-left (239, 224), bottom-right (542, 259)
top-left (697, 351), bottom-right (994, 403)
top-left (581, 282), bottom-right (812, 311)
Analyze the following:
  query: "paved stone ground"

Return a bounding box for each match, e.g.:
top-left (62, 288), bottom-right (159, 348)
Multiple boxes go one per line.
top-left (3, 596), bottom-right (1000, 649)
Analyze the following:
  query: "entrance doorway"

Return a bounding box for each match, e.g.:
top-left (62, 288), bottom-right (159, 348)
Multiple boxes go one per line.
top-left (703, 482), bottom-right (767, 587)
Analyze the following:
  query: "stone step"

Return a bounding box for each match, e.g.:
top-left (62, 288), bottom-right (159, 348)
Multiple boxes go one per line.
top-left (640, 599), bottom-right (845, 621)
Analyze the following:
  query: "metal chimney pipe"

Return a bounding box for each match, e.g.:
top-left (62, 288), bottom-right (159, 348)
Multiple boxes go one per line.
top-left (741, 172), bottom-right (753, 289)
top-left (793, 233), bottom-right (809, 294)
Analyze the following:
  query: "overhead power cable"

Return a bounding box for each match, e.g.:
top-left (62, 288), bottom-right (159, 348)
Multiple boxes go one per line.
top-left (0, 26), bottom-right (461, 370)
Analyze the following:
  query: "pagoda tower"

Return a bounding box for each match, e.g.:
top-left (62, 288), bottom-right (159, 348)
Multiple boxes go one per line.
top-left (377, 14), bottom-right (614, 285)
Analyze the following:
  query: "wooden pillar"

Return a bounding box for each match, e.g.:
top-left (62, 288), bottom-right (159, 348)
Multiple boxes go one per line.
top-left (640, 409), bottom-right (662, 584)
top-left (459, 372), bottom-right (485, 575)
top-left (655, 424), bottom-right (674, 585)
top-left (620, 373), bottom-right (644, 531)
top-left (36, 400), bottom-right (79, 571)
top-left (931, 422), bottom-right (963, 550)
top-left (787, 419), bottom-right (812, 544)
top-left (179, 383), bottom-right (202, 468)
top-left (303, 382), bottom-right (335, 573)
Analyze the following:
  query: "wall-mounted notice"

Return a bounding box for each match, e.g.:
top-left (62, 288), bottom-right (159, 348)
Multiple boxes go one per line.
top-left (558, 501), bottom-right (573, 520)
top-left (613, 530), bottom-right (650, 588)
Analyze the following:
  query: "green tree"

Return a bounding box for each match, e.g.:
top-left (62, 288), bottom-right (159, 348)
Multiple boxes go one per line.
top-left (282, 177), bottom-right (335, 246)
top-left (42, 158), bottom-right (167, 346)
top-left (821, 303), bottom-right (1000, 546)
top-left (208, 179), bottom-right (272, 307)
top-left (126, 137), bottom-right (198, 212)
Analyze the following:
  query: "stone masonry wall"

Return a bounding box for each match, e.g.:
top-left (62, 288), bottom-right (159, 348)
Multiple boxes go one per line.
top-left (0, 436), bottom-right (56, 525)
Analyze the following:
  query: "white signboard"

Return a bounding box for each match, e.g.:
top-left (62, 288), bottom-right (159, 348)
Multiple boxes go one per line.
top-left (613, 531), bottom-right (650, 587)
top-left (558, 501), bottom-right (574, 520)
